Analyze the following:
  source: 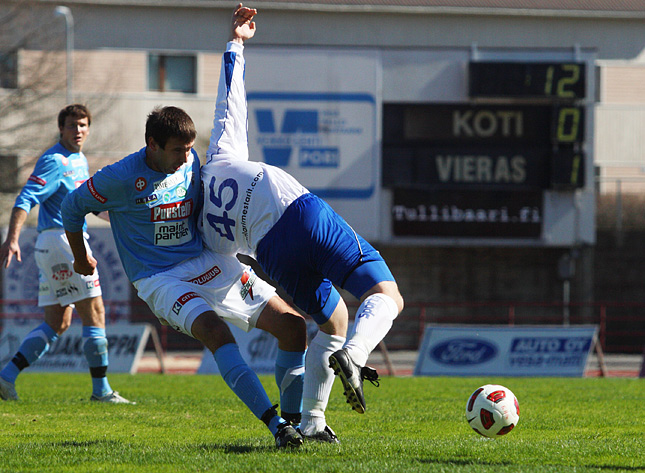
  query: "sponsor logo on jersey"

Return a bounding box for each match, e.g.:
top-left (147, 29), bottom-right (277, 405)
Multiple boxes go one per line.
top-left (153, 172), bottom-right (186, 192)
top-left (74, 179), bottom-right (86, 188)
top-left (63, 170), bottom-right (74, 177)
top-left (51, 263), bottom-right (73, 281)
top-left (86, 279), bottom-right (100, 290)
top-left (135, 194), bottom-right (159, 205)
top-left (28, 175), bottom-right (46, 186)
top-left (151, 199), bottom-right (193, 222)
top-left (56, 288), bottom-right (68, 298)
top-left (61, 157), bottom-right (69, 166)
top-left (185, 266), bottom-right (221, 285)
top-left (240, 271), bottom-right (256, 300)
top-left (87, 177), bottom-right (107, 203)
top-left (70, 157), bottom-right (85, 167)
top-left (135, 177), bottom-right (147, 192)
top-left (154, 220), bottom-right (192, 246)
top-left (176, 186), bottom-right (187, 198)
top-left (162, 192), bottom-right (171, 203)
top-left (172, 291), bottom-right (200, 315)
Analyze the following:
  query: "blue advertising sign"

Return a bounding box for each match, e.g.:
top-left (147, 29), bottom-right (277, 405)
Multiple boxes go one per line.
top-left (248, 92), bottom-right (377, 200)
top-left (414, 325), bottom-right (598, 377)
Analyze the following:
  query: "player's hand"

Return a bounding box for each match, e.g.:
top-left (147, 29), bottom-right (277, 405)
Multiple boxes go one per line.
top-left (73, 254), bottom-right (97, 276)
top-left (230, 3), bottom-right (257, 43)
top-left (0, 239), bottom-right (21, 269)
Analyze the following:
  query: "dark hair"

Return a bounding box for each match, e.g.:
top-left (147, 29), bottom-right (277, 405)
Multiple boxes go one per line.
top-left (58, 104), bottom-right (91, 128)
top-left (145, 106), bottom-right (197, 149)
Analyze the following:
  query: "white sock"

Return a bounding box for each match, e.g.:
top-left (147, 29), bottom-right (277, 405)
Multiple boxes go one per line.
top-left (344, 293), bottom-right (399, 367)
top-left (300, 331), bottom-right (345, 436)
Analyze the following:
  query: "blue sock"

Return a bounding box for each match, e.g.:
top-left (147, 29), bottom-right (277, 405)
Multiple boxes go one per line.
top-left (82, 326), bottom-right (112, 397)
top-left (214, 343), bottom-right (284, 435)
top-left (275, 348), bottom-right (305, 424)
top-left (0, 322), bottom-right (58, 384)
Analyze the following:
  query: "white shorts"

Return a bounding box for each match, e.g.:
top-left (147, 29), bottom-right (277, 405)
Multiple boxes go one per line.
top-left (34, 229), bottom-right (102, 307)
top-left (133, 248), bottom-right (276, 337)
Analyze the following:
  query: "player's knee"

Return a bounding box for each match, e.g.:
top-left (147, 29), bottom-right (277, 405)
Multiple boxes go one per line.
top-left (274, 312), bottom-right (307, 351)
top-left (191, 312), bottom-right (236, 352)
top-left (392, 291), bottom-right (404, 314)
top-left (52, 318), bottom-right (72, 334)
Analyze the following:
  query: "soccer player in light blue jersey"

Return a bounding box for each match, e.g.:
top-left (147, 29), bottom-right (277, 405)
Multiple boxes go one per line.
top-left (200, 3), bottom-right (404, 443)
top-left (0, 104), bottom-right (133, 404)
top-left (62, 104), bottom-right (306, 448)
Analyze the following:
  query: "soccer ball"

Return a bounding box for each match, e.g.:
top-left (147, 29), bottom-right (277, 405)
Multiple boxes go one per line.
top-left (465, 384), bottom-right (519, 438)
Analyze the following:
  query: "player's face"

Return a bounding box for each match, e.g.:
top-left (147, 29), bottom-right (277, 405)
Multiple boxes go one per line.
top-left (59, 116), bottom-right (90, 153)
top-left (148, 136), bottom-right (194, 175)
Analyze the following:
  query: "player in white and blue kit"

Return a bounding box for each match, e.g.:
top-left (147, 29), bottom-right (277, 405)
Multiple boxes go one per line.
top-left (62, 104), bottom-right (305, 448)
top-left (0, 104), bottom-right (132, 404)
top-left (201, 4), bottom-right (404, 443)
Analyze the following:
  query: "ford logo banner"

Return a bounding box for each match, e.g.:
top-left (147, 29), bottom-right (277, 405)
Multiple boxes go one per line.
top-left (415, 325), bottom-right (598, 376)
top-left (430, 338), bottom-right (498, 365)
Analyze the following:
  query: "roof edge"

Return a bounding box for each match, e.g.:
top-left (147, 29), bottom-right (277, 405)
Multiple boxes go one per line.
top-left (26, 0), bottom-right (645, 19)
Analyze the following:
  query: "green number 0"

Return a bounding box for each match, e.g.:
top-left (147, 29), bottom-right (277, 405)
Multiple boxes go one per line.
top-left (557, 107), bottom-right (581, 142)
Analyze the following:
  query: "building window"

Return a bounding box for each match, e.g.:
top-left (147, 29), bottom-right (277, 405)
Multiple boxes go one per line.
top-left (148, 54), bottom-right (196, 93)
top-left (0, 51), bottom-right (18, 89)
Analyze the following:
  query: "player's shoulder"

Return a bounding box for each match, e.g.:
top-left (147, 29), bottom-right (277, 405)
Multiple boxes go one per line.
top-left (101, 148), bottom-right (147, 176)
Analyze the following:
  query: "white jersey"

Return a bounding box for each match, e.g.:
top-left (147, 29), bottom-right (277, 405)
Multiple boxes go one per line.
top-left (201, 41), bottom-right (307, 256)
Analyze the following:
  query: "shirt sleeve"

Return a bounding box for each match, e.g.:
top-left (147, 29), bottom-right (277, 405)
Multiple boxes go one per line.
top-left (61, 165), bottom-right (123, 232)
top-left (14, 154), bottom-right (61, 213)
top-left (207, 41), bottom-right (249, 163)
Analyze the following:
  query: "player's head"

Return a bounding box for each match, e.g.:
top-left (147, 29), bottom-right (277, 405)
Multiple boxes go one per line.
top-left (58, 104), bottom-right (91, 153)
top-left (145, 106), bottom-right (196, 150)
top-left (145, 106), bottom-right (196, 174)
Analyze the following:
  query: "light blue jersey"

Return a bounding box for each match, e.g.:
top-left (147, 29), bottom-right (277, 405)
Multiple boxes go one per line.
top-left (62, 147), bottom-right (203, 282)
top-left (15, 142), bottom-right (90, 232)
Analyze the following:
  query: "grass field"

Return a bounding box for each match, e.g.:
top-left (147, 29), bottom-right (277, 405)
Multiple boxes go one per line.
top-left (0, 373), bottom-right (643, 473)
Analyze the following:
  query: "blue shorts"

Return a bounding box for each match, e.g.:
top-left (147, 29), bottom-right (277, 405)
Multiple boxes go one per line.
top-left (256, 193), bottom-right (394, 325)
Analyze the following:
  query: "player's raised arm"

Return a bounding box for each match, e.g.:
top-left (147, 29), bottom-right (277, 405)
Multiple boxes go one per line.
top-left (206, 4), bottom-right (255, 162)
top-left (230, 3), bottom-right (257, 44)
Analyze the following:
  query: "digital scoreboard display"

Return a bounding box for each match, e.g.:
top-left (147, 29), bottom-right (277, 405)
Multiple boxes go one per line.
top-left (469, 62), bottom-right (586, 100)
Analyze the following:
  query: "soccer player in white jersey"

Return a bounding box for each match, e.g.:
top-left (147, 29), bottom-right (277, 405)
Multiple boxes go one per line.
top-left (61, 105), bottom-right (306, 448)
top-left (201, 4), bottom-right (404, 443)
top-left (0, 104), bottom-right (132, 404)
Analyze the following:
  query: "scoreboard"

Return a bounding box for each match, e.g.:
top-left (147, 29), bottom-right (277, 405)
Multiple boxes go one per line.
top-left (469, 62), bottom-right (586, 100)
top-left (384, 51), bottom-right (594, 245)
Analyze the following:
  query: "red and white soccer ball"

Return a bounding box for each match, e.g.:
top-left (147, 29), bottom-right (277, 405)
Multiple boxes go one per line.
top-left (465, 384), bottom-right (520, 438)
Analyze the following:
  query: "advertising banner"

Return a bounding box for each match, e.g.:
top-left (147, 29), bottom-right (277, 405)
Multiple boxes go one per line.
top-left (2, 227), bottom-right (130, 319)
top-left (0, 321), bottom-right (151, 374)
top-left (414, 325), bottom-right (598, 377)
top-left (245, 48), bottom-right (381, 240)
top-left (392, 189), bottom-right (542, 238)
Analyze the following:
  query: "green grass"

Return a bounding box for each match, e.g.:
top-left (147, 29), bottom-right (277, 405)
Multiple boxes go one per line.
top-left (0, 374), bottom-right (643, 472)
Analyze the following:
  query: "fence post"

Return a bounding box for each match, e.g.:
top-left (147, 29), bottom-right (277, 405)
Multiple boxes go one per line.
top-left (599, 305), bottom-right (606, 350)
top-left (418, 305), bottom-right (426, 347)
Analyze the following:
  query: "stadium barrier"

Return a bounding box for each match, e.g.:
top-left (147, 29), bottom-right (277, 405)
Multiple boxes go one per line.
top-left (1, 299), bottom-right (643, 355)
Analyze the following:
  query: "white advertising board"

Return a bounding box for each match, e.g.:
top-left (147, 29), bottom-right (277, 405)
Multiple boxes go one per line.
top-left (245, 48), bottom-right (381, 241)
top-left (198, 322), bottom-right (320, 375)
top-left (197, 324), bottom-right (278, 375)
top-left (415, 325), bottom-right (598, 377)
top-left (2, 227), bottom-right (131, 319)
top-left (0, 321), bottom-right (150, 374)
